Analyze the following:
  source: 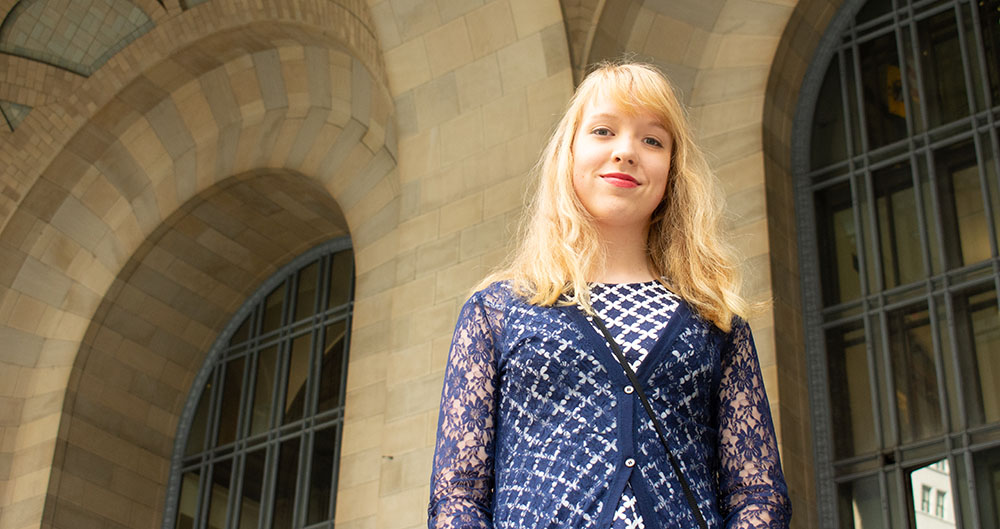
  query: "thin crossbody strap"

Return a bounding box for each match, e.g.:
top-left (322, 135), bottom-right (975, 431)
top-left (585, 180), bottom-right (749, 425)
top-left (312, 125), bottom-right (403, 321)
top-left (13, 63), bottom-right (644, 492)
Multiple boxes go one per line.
top-left (589, 314), bottom-right (709, 529)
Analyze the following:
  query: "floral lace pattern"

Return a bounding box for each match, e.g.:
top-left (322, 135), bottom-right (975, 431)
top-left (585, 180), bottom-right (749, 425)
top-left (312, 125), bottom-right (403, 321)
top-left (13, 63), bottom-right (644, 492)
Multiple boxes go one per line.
top-left (428, 282), bottom-right (791, 528)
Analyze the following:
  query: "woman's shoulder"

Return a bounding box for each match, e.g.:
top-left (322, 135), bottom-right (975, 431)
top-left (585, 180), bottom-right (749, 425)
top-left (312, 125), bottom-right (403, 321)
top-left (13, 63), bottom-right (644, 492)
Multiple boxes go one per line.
top-left (467, 280), bottom-right (520, 311)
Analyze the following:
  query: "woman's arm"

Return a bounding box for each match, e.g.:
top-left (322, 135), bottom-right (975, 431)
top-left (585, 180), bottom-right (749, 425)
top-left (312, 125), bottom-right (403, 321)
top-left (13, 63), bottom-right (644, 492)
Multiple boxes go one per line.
top-left (716, 319), bottom-right (792, 528)
top-left (427, 294), bottom-right (500, 529)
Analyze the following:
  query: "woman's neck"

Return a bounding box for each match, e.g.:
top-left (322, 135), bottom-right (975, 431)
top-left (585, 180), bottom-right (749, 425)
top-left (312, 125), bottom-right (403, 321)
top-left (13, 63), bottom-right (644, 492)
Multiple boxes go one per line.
top-left (590, 223), bottom-right (656, 284)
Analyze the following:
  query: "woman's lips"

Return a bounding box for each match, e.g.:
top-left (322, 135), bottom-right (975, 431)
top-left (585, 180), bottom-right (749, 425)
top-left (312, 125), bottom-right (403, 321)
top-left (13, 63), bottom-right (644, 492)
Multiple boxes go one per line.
top-left (601, 173), bottom-right (638, 188)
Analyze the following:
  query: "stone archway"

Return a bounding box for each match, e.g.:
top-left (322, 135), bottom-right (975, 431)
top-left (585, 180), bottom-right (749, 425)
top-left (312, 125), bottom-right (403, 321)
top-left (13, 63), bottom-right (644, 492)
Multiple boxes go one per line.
top-left (0, 2), bottom-right (398, 528)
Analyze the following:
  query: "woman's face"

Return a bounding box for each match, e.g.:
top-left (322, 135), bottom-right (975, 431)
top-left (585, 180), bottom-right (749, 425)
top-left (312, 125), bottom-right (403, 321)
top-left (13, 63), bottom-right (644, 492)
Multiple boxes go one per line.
top-left (571, 95), bottom-right (673, 235)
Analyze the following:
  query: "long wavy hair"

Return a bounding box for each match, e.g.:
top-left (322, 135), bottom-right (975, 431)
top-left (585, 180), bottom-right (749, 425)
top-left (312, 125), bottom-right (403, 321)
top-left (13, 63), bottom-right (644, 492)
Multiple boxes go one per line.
top-left (479, 61), bottom-right (748, 331)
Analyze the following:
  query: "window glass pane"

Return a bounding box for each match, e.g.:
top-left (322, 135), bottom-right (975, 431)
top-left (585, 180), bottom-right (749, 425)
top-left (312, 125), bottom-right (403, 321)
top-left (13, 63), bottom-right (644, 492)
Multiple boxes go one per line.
top-left (860, 32), bottom-right (908, 149)
top-left (917, 9), bottom-right (971, 127)
top-left (813, 57), bottom-right (850, 169)
top-left (250, 346), bottom-right (278, 436)
top-left (874, 162), bottom-right (924, 287)
top-left (827, 322), bottom-right (876, 458)
top-left (985, 133), bottom-right (1000, 254)
top-left (186, 381), bottom-right (212, 456)
top-left (217, 357), bottom-right (245, 446)
top-left (271, 438), bottom-right (300, 529)
top-left (207, 458), bottom-right (233, 529)
top-left (817, 182), bottom-right (864, 305)
top-left (934, 140), bottom-right (991, 268)
top-left (294, 262), bottom-right (319, 322)
top-left (230, 315), bottom-right (251, 347)
top-left (176, 470), bottom-right (200, 529)
top-left (238, 449), bottom-right (266, 529)
top-left (888, 304), bottom-right (944, 443)
top-left (327, 250), bottom-right (353, 309)
top-left (306, 427), bottom-right (337, 525)
top-left (838, 475), bottom-right (884, 529)
top-left (910, 459), bottom-right (955, 527)
top-left (845, 48), bottom-right (864, 156)
top-left (261, 284), bottom-right (286, 334)
top-left (978, 0), bottom-right (1000, 106)
top-left (856, 0), bottom-right (893, 25)
top-left (974, 446), bottom-right (1000, 528)
top-left (283, 333), bottom-right (312, 425)
top-left (953, 286), bottom-right (1000, 426)
top-left (318, 320), bottom-right (347, 413)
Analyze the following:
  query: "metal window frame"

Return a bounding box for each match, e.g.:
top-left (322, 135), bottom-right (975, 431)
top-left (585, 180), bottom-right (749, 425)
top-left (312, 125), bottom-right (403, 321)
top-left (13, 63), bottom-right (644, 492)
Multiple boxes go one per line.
top-left (162, 236), bottom-right (354, 529)
top-left (793, 0), bottom-right (1000, 527)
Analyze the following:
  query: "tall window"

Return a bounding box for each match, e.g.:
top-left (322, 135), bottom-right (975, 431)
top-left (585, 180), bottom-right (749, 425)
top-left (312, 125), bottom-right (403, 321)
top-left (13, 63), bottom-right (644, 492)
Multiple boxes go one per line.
top-left (799, 0), bottom-right (1000, 527)
top-left (166, 240), bottom-right (354, 529)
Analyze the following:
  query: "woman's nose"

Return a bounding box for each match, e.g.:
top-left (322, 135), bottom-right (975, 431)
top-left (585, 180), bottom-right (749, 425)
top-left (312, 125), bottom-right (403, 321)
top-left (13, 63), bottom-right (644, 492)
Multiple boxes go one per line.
top-left (612, 145), bottom-right (636, 165)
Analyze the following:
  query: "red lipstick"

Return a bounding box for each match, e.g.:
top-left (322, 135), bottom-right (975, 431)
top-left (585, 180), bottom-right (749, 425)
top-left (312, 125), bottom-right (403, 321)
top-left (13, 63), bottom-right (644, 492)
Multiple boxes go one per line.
top-left (601, 172), bottom-right (638, 188)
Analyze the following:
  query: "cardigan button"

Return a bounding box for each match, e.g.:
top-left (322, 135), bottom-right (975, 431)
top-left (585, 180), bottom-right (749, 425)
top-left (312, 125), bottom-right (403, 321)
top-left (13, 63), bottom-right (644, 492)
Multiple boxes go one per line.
top-left (624, 385), bottom-right (634, 394)
top-left (625, 458), bottom-right (636, 468)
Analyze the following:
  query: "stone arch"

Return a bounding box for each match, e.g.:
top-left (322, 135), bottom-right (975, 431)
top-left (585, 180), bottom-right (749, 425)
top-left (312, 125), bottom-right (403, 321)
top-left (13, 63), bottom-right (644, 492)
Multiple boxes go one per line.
top-left (0, 3), bottom-right (396, 528)
top-left (761, 0), bottom-right (847, 527)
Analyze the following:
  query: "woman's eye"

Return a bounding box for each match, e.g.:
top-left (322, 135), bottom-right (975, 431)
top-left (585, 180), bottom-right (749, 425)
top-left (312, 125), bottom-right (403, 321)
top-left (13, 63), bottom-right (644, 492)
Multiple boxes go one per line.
top-left (592, 127), bottom-right (612, 136)
top-left (644, 137), bottom-right (663, 147)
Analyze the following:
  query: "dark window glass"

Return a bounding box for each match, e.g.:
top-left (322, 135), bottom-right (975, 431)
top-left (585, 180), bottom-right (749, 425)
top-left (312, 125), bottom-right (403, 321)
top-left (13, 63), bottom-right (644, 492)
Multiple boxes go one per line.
top-left (813, 58), bottom-right (850, 169)
top-left (170, 243), bottom-right (353, 529)
top-left (873, 162), bottom-right (924, 288)
top-left (860, 32), bottom-right (908, 149)
top-left (176, 470), bottom-right (201, 529)
top-left (888, 304), bottom-right (943, 443)
top-left (238, 449), bottom-right (266, 529)
top-left (208, 459), bottom-right (234, 529)
top-left (186, 382), bottom-right (212, 456)
top-left (802, 1), bottom-right (1000, 526)
top-left (979, 0), bottom-right (1000, 105)
top-left (838, 475), bottom-right (883, 529)
top-left (327, 250), bottom-right (353, 309)
top-left (271, 438), bottom-right (300, 529)
top-left (217, 358), bottom-right (245, 446)
top-left (294, 262), bottom-right (319, 322)
top-left (306, 427), bottom-right (337, 525)
top-left (827, 322), bottom-right (875, 457)
top-left (974, 446), bottom-right (1000, 527)
top-left (817, 182), bottom-right (864, 305)
top-left (918, 9), bottom-right (971, 127)
top-left (283, 333), bottom-right (312, 424)
top-left (318, 320), bottom-right (347, 413)
top-left (953, 286), bottom-right (1000, 426)
top-left (261, 284), bottom-right (285, 335)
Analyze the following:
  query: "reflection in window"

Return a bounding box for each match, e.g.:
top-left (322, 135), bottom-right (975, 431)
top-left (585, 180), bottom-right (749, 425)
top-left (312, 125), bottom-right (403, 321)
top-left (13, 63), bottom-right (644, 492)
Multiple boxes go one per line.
top-left (803, 0), bottom-right (1000, 527)
top-left (911, 459), bottom-right (954, 527)
top-left (827, 323), bottom-right (875, 457)
top-left (839, 475), bottom-right (882, 529)
top-left (816, 182), bottom-right (863, 305)
top-left (169, 242), bottom-right (354, 529)
top-left (954, 287), bottom-right (1000, 426)
top-left (888, 305), bottom-right (942, 443)
top-left (935, 141), bottom-right (992, 268)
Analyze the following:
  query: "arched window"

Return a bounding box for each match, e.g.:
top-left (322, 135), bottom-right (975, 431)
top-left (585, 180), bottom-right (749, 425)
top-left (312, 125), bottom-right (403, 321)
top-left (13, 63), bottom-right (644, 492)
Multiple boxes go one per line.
top-left (797, 0), bottom-right (1000, 527)
top-left (164, 238), bottom-right (354, 529)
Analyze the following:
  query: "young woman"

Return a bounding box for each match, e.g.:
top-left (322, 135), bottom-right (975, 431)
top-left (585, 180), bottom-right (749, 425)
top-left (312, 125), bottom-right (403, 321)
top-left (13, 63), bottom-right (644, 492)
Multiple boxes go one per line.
top-left (427, 62), bottom-right (791, 529)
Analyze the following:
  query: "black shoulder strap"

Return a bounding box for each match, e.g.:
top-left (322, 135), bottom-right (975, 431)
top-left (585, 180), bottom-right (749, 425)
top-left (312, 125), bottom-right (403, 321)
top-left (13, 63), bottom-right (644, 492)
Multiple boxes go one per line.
top-left (589, 313), bottom-right (709, 529)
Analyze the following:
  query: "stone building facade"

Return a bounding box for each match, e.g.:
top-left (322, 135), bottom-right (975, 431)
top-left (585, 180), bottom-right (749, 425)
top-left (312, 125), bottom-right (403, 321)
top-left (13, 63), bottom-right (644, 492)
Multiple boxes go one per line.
top-left (0, 0), bottom-right (905, 528)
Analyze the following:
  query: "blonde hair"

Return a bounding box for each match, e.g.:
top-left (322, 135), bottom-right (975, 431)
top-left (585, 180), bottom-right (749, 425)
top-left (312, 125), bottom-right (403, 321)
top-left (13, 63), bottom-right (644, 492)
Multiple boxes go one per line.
top-left (479, 61), bottom-right (748, 331)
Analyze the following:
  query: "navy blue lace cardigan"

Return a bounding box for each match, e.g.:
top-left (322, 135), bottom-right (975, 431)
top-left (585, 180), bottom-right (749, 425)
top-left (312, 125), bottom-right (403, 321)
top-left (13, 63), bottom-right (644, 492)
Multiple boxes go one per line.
top-left (428, 282), bottom-right (791, 528)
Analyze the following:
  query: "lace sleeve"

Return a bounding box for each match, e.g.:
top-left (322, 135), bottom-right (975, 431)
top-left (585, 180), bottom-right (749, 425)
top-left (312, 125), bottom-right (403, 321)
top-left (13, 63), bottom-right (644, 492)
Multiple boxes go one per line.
top-left (427, 293), bottom-right (500, 529)
top-left (716, 319), bottom-right (792, 528)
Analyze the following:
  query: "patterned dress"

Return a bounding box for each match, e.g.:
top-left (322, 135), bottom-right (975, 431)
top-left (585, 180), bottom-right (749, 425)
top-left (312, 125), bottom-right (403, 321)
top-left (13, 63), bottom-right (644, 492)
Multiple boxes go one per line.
top-left (428, 281), bottom-right (791, 529)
